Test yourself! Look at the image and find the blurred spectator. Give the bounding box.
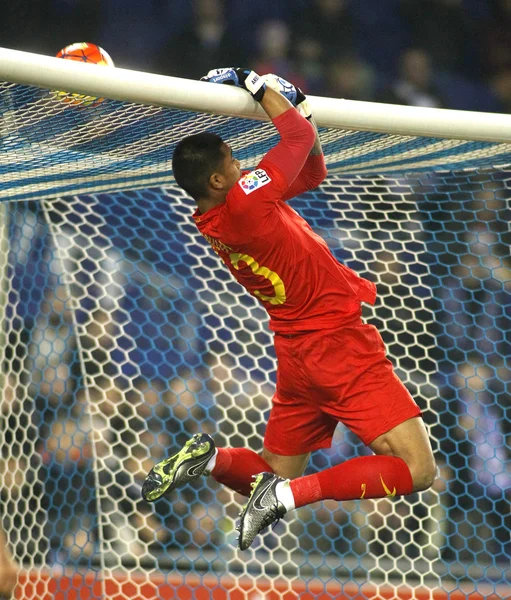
[291,0,356,92]
[27,285,77,421]
[294,0,355,57]
[71,378,174,561]
[481,0,511,78]
[489,69,511,112]
[400,0,480,79]
[204,352,272,451]
[1,455,47,562]
[434,71,500,112]
[97,0,175,71]
[37,413,97,564]
[184,503,225,549]
[325,56,375,101]
[378,48,447,107]
[251,20,306,91]
[351,0,408,79]
[292,36,325,95]
[228,0,303,60]
[439,356,511,562]
[429,184,510,361]
[453,357,510,498]
[0,1,102,56]
[155,0,240,79]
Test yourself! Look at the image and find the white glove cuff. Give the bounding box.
[261,74,280,92]
[297,98,312,120]
[244,71,266,98]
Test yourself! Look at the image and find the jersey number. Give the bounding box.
[229,252,286,305]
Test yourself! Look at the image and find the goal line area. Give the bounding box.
[17,569,507,600]
[0,47,509,600]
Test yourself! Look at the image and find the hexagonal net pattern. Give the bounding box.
[0,179,508,600]
[3,81,511,204]
[0,81,509,600]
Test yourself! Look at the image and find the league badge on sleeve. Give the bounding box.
[238,169,272,195]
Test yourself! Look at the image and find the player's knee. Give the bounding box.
[269,461,306,479]
[410,456,437,492]
[261,449,310,480]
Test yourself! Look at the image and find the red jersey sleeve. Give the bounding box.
[281,154,328,202]
[223,108,316,237]
[260,108,316,187]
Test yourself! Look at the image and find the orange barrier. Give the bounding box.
[16,570,502,600]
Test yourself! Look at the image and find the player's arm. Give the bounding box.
[280,114,327,201]
[201,68,316,190]
[257,83,295,118]
[258,87,318,189]
[261,74,327,201]
[307,115,324,157]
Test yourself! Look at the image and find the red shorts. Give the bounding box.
[264,322,422,455]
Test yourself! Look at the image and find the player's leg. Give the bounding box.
[206,402,316,496]
[282,415,435,519]
[207,446,275,496]
[261,447,310,480]
[142,437,313,503]
[369,416,436,492]
[142,432,216,502]
[144,331,339,507]
[238,419,434,551]
[238,324,436,549]
[142,432,277,501]
[237,332,342,549]
[143,330,335,503]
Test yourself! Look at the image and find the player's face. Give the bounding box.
[219,143,241,190]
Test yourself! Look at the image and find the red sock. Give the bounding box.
[211,448,273,497]
[290,455,414,509]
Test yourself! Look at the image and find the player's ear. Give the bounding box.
[209,171,225,190]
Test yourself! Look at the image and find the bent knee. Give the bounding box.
[261,449,310,480]
[271,463,307,480]
[410,458,437,492]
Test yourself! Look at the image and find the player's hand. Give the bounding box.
[200,68,266,102]
[261,73,312,119]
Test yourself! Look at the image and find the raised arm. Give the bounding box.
[260,74,327,199]
[257,83,295,118]
[258,86,317,187]
[280,114,327,201]
[200,68,316,188]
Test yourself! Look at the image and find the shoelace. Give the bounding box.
[268,502,282,531]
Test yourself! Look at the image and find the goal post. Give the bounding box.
[1,46,511,141]
[0,47,508,600]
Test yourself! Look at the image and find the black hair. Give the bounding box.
[172,132,225,200]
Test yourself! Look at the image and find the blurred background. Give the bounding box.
[3,0,511,113]
[0,0,509,596]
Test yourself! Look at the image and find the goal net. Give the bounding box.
[0,48,508,600]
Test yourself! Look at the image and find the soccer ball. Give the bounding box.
[54,42,114,106]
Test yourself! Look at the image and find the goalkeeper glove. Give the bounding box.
[201,67,267,102]
[261,73,312,120]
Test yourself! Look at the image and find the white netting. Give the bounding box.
[0,54,509,600]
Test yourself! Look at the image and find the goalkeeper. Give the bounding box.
[142,68,437,551]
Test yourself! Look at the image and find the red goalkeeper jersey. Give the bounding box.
[193,108,376,333]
